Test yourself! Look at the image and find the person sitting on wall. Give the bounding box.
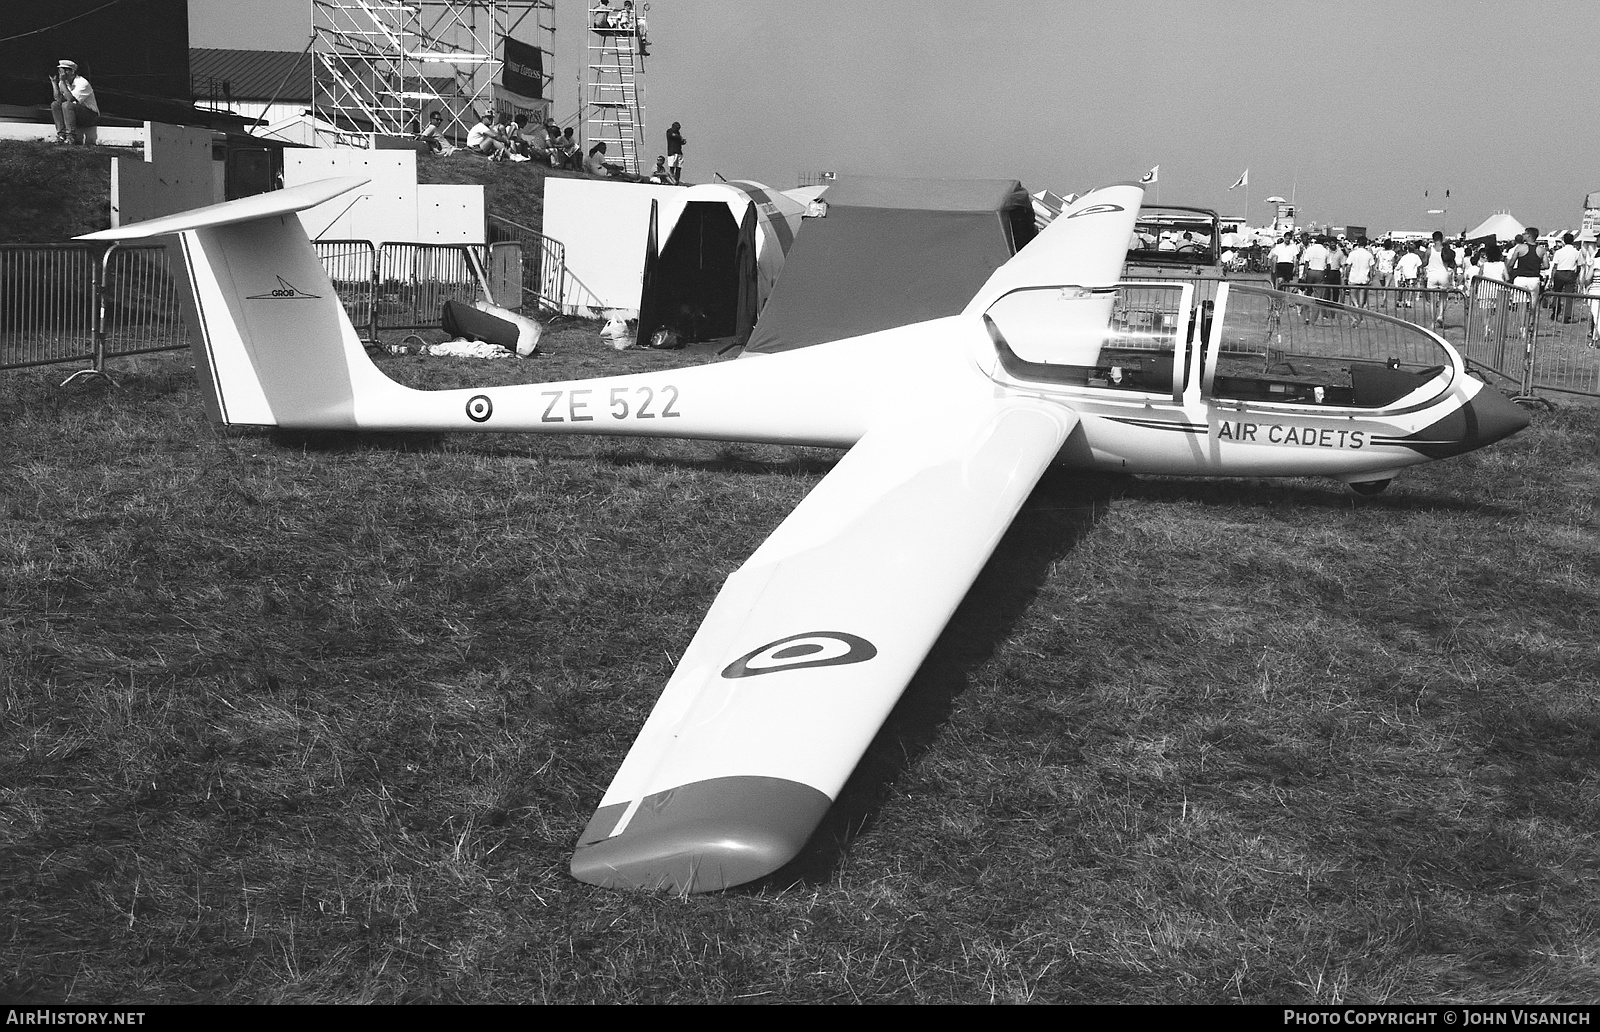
[585,142,613,176]
[467,112,506,159]
[648,155,671,184]
[49,59,99,146]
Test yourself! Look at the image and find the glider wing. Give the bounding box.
[571,394,1078,892]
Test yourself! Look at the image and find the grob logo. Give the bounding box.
[246,275,322,300]
[721,632,877,679]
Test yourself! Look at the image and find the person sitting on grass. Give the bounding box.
[585,142,616,177]
[420,111,455,156]
[507,114,543,162]
[466,112,506,160]
[556,127,580,170]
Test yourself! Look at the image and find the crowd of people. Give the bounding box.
[419,109,584,169]
[417,108,688,187]
[1253,228,1600,344]
[405,5,672,183]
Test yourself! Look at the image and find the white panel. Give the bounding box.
[110,158,155,228]
[416,184,485,244]
[286,151,418,243]
[542,178,684,314]
[110,122,219,226]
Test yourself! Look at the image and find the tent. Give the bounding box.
[542,178,807,317]
[742,174,1035,355]
[636,196,759,347]
[722,181,809,302]
[1031,189,1074,230]
[1464,212,1526,243]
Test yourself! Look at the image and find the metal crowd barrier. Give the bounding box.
[2,242,187,380]
[1522,288,1600,397]
[4,238,507,378]
[1265,276,1600,400]
[1458,277,1533,391]
[313,239,377,338]
[1279,281,1467,336]
[487,213,566,313]
[0,243,99,370]
[373,242,491,332]
[99,244,187,361]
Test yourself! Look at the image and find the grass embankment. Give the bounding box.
[2,342,1597,1003]
[0,141,122,242]
[0,138,586,243]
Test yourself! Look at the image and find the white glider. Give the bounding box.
[81,178,1528,893]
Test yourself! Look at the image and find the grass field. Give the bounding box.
[3,330,1598,1004]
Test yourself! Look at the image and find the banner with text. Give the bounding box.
[501,35,545,100]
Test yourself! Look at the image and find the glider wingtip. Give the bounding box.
[570,775,832,893]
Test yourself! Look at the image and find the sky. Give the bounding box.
[187,0,1600,235]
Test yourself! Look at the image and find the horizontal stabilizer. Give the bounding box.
[77,177,370,241]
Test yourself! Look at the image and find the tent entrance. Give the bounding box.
[638,201,757,346]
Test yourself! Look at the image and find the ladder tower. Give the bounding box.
[585,2,648,174]
[312,1,555,148]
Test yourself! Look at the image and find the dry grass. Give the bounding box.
[2,334,1597,1003]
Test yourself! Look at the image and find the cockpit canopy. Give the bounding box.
[982,281,1458,412]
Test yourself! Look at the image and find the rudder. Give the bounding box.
[80,178,388,428]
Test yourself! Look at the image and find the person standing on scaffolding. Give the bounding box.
[616,1,649,55]
[665,121,687,184]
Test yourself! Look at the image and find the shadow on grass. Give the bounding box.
[269,428,451,454]
[1114,472,1520,516]
[268,427,845,477]
[762,469,1126,892]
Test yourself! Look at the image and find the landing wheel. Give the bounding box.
[1349,479,1391,496]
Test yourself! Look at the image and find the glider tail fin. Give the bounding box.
[79,178,391,428]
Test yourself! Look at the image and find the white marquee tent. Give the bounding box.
[1465,212,1526,242]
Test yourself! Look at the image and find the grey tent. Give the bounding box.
[742,174,1035,355]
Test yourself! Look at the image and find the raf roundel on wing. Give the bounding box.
[721,632,878,679]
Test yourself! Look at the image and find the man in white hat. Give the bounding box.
[49,60,99,145]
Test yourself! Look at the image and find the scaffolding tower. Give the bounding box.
[312,1,555,148]
[585,2,648,174]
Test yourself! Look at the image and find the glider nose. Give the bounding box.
[1392,381,1530,459]
[1462,381,1530,450]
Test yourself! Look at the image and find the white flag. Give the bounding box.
[1140,165,1159,185]
[1230,169,1248,190]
